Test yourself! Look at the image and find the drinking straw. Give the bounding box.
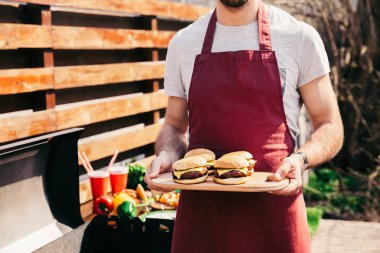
[82,152,94,172]
[78,152,91,173]
[107,149,119,172]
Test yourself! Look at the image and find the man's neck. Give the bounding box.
[216,0,259,26]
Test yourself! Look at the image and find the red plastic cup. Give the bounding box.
[109,166,129,194]
[88,170,110,200]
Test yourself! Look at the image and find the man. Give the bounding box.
[145,0,343,252]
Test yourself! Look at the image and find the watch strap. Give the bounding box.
[294,151,308,170]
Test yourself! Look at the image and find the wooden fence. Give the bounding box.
[0,0,208,218]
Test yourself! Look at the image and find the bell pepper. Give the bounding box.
[117,201,137,219]
[114,192,137,218]
[94,196,114,215]
[114,192,136,211]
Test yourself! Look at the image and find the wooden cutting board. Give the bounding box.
[151,172,289,192]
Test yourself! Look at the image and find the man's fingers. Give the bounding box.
[144,173,152,185]
[144,173,172,192]
[269,178,301,196]
[274,161,292,181]
[148,158,161,178]
[286,170,299,179]
[144,155,175,192]
[144,172,165,191]
[144,158,160,191]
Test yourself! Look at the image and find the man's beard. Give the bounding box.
[219,0,248,8]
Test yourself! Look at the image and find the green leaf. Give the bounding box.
[307,207,323,237]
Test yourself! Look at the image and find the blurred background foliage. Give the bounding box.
[267,0,380,221]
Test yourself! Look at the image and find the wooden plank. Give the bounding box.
[56,92,168,130]
[41,8,57,110]
[12,0,209,21]
[0,23,51,49]
[153,89,161,123]
[151,17,161,124]
[79,180,92,205]
[12,0,50,5]
[78,123,162,162]
[152,172,289,192]
[52,26,175,49]
[0,1,20,7]
[0,67,54,95]
[55,0,209,21]
[51,6,137,17]
[80,201,94,221]
[15,0,208,21]
[54,61,165,89]
[0,110,56,143]
[0,92,166,142]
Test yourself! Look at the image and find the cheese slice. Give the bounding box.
[216,167,248,176]
[206,161,215,166]
[173,167,206,179]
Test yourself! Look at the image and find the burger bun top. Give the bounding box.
[222,151,253,160]
[184,148,216,161]
[214,155,249,169]
[173,156,207,171]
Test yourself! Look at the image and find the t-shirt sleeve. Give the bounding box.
[298,23,330,87]
[163,35,187,99]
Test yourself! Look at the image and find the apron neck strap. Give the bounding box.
[258,1,272,51]
[201,1,272,53]
[201,10,217,54]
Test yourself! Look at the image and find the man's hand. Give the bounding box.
[144,96,189,192]
[269,154,304,196]
[144,151,174,192]
[269,75,343,195]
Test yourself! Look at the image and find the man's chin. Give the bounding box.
[219,0,248,8]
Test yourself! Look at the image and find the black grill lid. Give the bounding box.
[0,128,84,252]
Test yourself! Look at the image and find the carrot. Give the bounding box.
[136,184,148,202]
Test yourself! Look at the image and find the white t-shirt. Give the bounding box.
[164,5,330,143]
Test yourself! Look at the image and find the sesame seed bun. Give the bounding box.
[173,174,208,184]
[184,148,216,162]
[172,156,207,171]
[222,151,253,160]
[213,176,248,185]
[214,156,249,169]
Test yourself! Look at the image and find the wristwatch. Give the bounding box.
[293,151,308,170]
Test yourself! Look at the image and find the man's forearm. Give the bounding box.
[155,123,188,163]
[297,121,343,168]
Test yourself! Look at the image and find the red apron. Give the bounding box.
[171,2,311,253]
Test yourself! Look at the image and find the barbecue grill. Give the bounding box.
[0,129,174,253]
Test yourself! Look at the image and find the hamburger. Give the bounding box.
[222,151,256,176]
[213,156,249,185]
[172,156,208,184]
[184,148,216,175]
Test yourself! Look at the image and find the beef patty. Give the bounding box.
[173,168,208,180]
[215,170,247,179]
